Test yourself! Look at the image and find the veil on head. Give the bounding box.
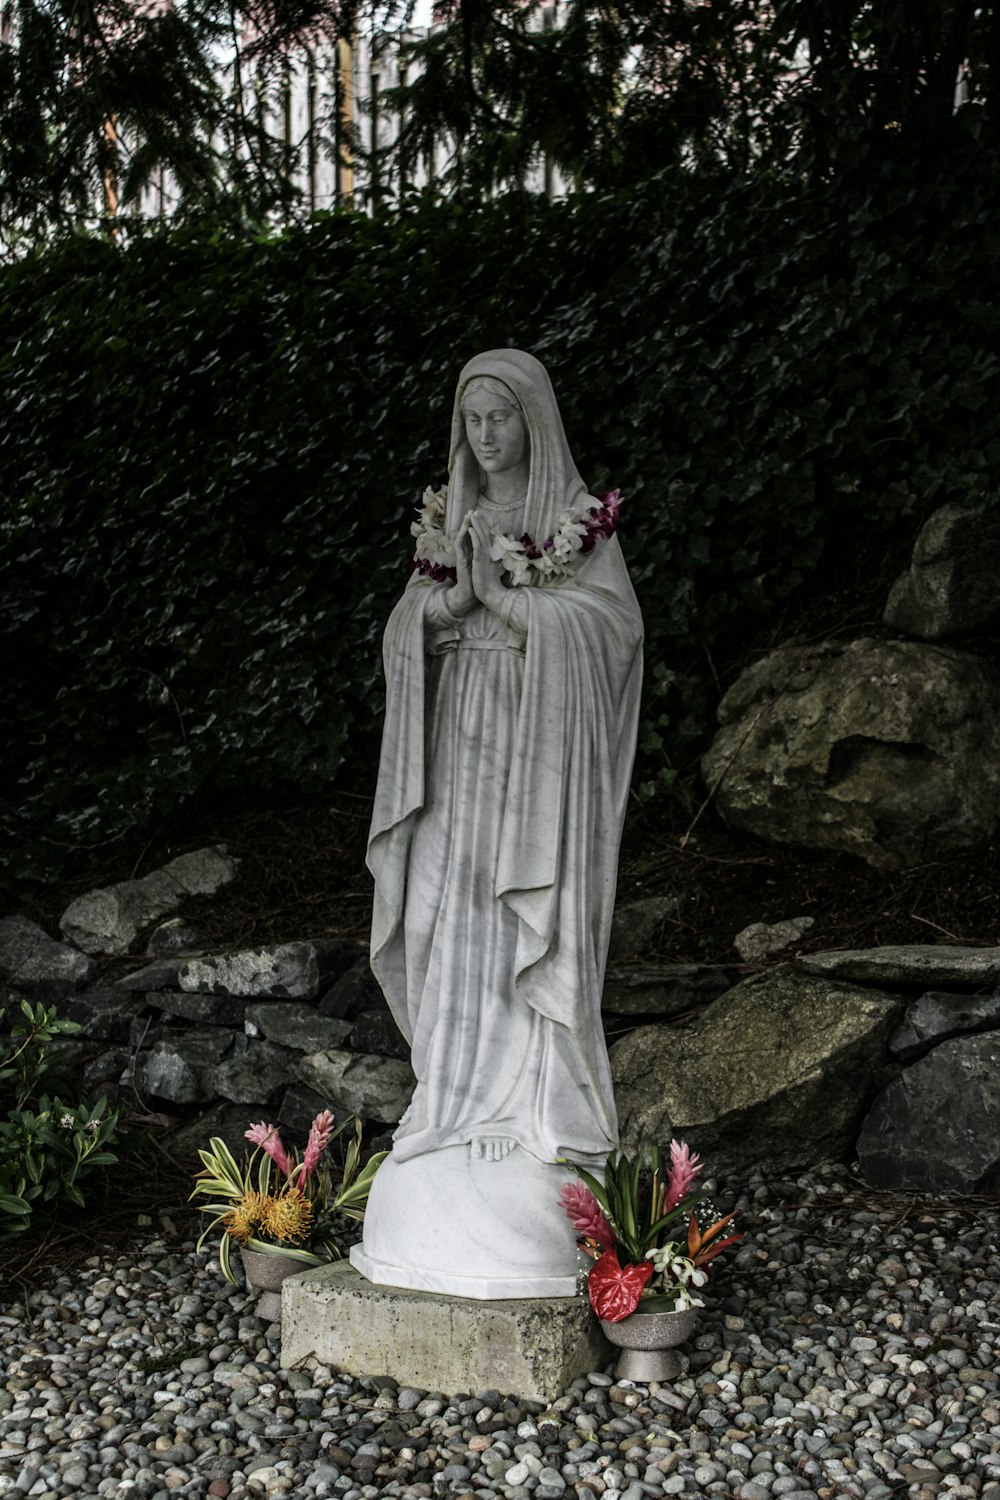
[445,349,591,538]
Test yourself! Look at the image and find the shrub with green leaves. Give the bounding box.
[3,136,1000,885]
[0,998,120,1240]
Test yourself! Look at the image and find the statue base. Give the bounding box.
[281,1261,610,1402]
[349,1143,586,1298]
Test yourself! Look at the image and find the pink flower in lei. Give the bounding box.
[543,489,623,559]
[558,1181,614,1254]
[245,1121,292,1179]
[302,1110,337,1178]
[582,489,622,549]
[663,1138,703,1212]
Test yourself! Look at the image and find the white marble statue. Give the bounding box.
[350,349,643,1298]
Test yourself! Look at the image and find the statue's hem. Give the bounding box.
[349,1243,580,1300]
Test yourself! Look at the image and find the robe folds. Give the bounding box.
[367,530,643,1167]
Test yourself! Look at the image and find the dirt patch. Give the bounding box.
[14,792,1000,972]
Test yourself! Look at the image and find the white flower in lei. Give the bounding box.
[410,486,456,581]
[410,486,623,587]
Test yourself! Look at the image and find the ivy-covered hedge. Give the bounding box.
[3,136,1000,884]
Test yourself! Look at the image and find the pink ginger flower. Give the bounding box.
[245,1121,292,1179]
[663,1139,703,1212]
[559,1181,614,1253]
[302,1110,337,1178]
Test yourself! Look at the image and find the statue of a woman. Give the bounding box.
[351,349,643,1298]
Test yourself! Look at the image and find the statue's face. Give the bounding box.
[462,388,528,476]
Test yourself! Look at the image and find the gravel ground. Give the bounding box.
[1,1162,998,1500]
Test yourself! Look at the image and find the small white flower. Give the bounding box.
[673,1285,705,1311]
[645,1244,708,1307]
[530,551,559,578]
[59,1113,75,1129]
[411,488,457,571]
[421,485,448,522]
[645,1241,683,1274]
[489,532,518,563]
[491,532,532,585]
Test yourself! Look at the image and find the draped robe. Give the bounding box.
[367,348,643,1172]
[369,529,642,1166]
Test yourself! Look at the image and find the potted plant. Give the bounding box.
[559,1139,742,1381]
[191,1110,386,1320]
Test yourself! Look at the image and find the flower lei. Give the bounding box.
[410,484,623,587]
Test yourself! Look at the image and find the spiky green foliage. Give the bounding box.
[191,1116,386,1280]
[0,998,120,1241]
[571,1147,700,1265]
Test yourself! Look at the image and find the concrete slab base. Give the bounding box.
[281,1261,611,1402]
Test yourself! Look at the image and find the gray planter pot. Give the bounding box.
[239,1246,309,1322]
[599,1304,698,1382]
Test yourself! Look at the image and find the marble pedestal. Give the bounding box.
[281,1261,610,1402]
[349,1144,585,1297]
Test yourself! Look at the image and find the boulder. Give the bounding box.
[179,941,349,1001]
[277,1084,340,1134]
[133,1031,233,1105]
[610,968,903,1175]
[243,1002,352,1052]
[45,1038,92,1077]
[883,501,1000,641]
[0,914,96,997]
[889,990,1000,1062]
[63,987,144,1042]
[857,1033,1000,1192]
[171,1103,274,1166]
[81,1047,130,1096]
[601,965,733,1018]
[146,990,246,1028]
[129,1014,168,1051]
[318,959,382,1018]
[701,637,1000,870]
[345,1009,411,1060]
[145,918,205,958]
[59,846,238,956]
[734,917,815,963]
[116,958,187,992]
[298,1049,415,1125]
[607,897,679,963]
[214,1042,297,1104]
[797,945,1000,988]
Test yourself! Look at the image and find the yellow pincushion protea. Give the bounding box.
[262,1188,314,1246]
[222,1190,270,1244]
[192,1121,387,1282]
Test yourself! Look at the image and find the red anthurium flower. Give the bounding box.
[588,1250,654,1322]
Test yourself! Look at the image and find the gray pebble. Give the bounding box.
[0,1166,994,1500]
